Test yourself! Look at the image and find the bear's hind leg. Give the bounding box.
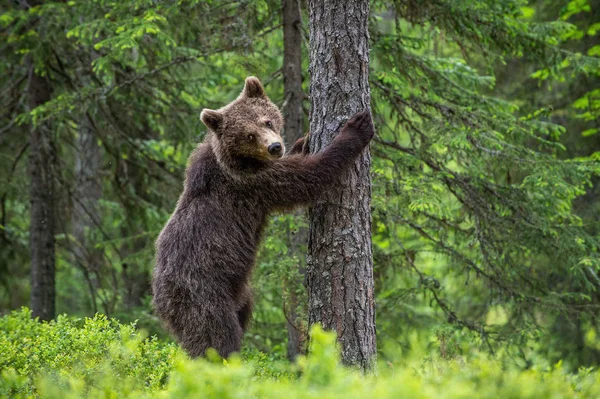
[237,297,253,332]
[236,284,253,332]
[155,286,243,359]
[179,304,243,359]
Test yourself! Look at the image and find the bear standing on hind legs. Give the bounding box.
[152,76,374,358]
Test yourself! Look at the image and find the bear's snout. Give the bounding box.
[268,142,283,157]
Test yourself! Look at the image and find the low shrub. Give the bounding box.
[1,308,599,398]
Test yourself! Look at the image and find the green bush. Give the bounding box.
[0,308,178,398]
[1,308,599,398]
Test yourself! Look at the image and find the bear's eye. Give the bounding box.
[265,120,273,129]
[247,134,255,141]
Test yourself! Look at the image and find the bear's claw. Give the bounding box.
[341,110,375,144]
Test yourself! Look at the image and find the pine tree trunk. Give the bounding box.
[282,0,304,145]
[306,0,376,371]
[28,69,55,321]
[282,0,307,361]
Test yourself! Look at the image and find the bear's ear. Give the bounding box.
[200,109,223,132]
[241,76,265,99]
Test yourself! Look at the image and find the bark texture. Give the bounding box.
[28,69,56,321]
[282,0,304,145]
[306,0,376,370]
[282,0,307,361]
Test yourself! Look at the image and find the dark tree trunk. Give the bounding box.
[282,0,304,145]
[282,0,308,362]
[28,68,56,321]
[283,227,308,361]
[306,0,376,370]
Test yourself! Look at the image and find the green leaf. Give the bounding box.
[573,96,589,109]
[520,7,535,19]
[587,22,600,35]
[587,45,600,56]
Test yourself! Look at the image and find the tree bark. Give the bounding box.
[306,0,376,371]
[28,68,56,321]
[282,0,308,362]
[282,0,304,145]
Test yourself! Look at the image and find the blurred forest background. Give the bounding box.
[1,0,600,378]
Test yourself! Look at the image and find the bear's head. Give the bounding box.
[201,77,285,168]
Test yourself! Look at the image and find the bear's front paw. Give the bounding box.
[288,134,310,156]
[341,110,375,145]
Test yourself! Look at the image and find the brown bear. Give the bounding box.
[152,76,374,358]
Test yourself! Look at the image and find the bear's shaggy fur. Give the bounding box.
[152,77,374,358]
